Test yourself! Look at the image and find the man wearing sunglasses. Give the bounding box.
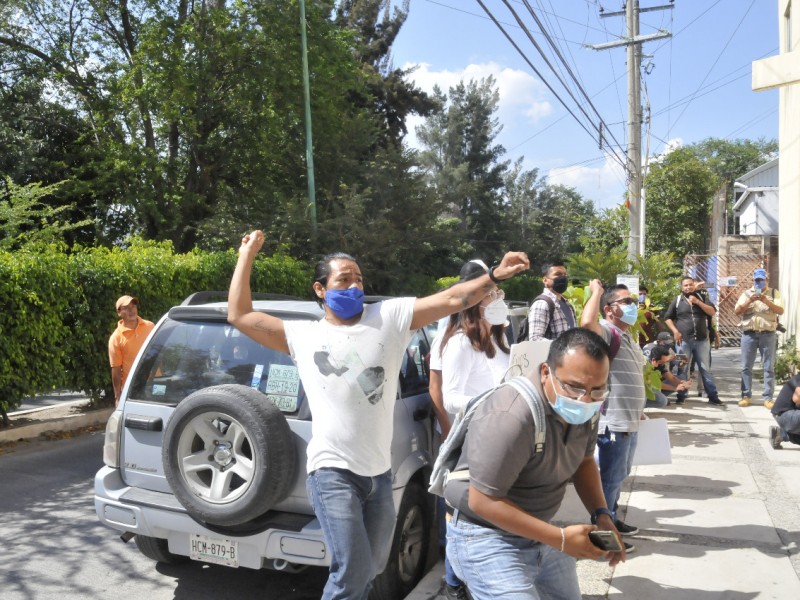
[581,280,646,549]
[444,328,624,600]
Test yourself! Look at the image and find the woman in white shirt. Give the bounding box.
[439,260,511,419]
[435,259,511,599]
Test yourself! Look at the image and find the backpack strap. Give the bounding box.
[608,325,621,361]
[520,294,557,342]
[505,376,547,453]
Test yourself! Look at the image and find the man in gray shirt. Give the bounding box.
[444,329,624,600]
[581,280,646,546]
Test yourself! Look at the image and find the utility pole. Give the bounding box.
[591,2,672,259]
[299,0,317,235]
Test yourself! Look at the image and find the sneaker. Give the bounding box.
[707,397,723,406]
[614,520,639,536]
[738,397,751,407]
[624,541,635,554]
[764,399,775,410]
[770,425,783,450]
[444,584,470,600]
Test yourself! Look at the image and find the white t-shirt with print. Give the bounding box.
[283,297,415,476]
[439,331,509,416]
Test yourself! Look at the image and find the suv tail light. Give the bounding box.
[103,411,122,468]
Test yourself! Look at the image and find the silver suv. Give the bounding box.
[95,293,437,599]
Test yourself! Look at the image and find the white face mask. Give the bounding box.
[482,299,509,326]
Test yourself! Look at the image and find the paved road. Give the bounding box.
[15,390,89,413]
[0,433,328,600]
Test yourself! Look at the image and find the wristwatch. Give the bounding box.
[592,507,613,523]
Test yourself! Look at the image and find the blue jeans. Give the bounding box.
[307,468,395,600]
[741,331,778,399]
[437,497,464,587]
[776,411,800,444]
[447,515,581,600]
[646,390,670,409]
[597,429,638,520]
[676,338,718,400]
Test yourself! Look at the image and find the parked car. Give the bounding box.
[95,293,438,599]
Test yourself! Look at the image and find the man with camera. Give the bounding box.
[735,268,784,409]
[663,276,722,406]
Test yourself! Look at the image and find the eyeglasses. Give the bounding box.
[609,297,636,306]
[486,289,505,302]
[551,371,610,401]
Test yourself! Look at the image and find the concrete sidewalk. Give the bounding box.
[409,347,800,599]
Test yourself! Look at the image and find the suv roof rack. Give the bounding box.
[181,291,304,306]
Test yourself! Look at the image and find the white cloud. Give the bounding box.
[548,156,627,210]
[402,61,552,151]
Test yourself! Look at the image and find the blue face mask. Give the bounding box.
[324,287,364,320]
[619,302,639,325]
[639,294,647,304]
[549,377,604,425]
[754,280,766,290]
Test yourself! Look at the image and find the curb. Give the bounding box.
[0,407,114,444]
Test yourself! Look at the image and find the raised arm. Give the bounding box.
[410,251,529,330]
[227,230,290,354]
[580,279,604,336]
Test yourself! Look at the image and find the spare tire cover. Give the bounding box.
[162,384,297,526]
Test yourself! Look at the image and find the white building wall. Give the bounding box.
[753,0,800,341]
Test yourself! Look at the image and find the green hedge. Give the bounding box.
[0,240,311,420]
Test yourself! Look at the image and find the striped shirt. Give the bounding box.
[598,320,646,433]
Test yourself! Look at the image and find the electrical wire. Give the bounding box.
[475,0,628,172]
[493,0,629,171]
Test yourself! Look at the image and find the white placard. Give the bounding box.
[509,340,551,380]
[616,274,640,294]
[723,276,737,287]
[632,418,672,466]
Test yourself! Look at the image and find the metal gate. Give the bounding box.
[684,254,770,347]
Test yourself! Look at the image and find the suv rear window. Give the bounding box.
[128,318,308,416]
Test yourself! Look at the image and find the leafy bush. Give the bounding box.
[775,336,800,384]
[0,242,311,420]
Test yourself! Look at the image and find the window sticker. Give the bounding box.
[152,384,166,396]
[251,364,264,389]
[265,364,300,412]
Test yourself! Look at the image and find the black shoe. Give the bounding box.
[444,584,471,600]
[624,541,635,553]
[707,397,723,406]
[675,398,685,405]
[614,520,639,536]
[770,425,783,450]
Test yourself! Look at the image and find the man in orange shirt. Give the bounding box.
[108,295,155,405]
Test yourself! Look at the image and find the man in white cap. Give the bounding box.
[735,268,784,408]
[108,295,155,405]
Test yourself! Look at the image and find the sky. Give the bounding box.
[389,0,779,210]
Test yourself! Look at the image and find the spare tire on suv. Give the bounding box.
[162,384,297,526]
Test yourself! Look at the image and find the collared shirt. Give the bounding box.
[108,316,155,386]
[597,321,646,433]
[735,287,783,332]
[527,288,576,341]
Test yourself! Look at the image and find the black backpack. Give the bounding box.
[516,294,556,343]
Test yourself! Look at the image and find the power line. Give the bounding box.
[474,0,628,172]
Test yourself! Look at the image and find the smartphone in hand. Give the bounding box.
[589,530,624,552]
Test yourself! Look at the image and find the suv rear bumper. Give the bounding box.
[94,466,330,569]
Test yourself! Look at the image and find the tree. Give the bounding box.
[644,147,719,256]
[416,77,509,262]
[578,204,628,254]
[688,137,777,233]
[0,178,91,250]
[504,159,595,265]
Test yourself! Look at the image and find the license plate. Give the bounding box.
[189,534,239,567]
